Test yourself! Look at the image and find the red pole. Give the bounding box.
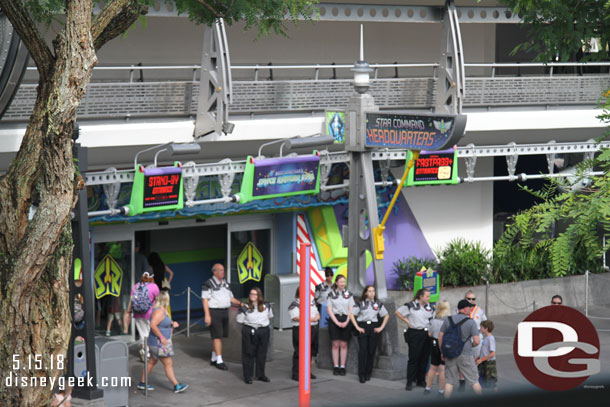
[298,243,311,407]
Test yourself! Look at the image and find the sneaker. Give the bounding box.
[136,382,155,391]
[423,389,431,395]
[105,331,111,337]
[173,383,188,393]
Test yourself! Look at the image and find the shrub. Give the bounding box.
[491,241,552,283]
[436,239,491,287]
[393,256,437,291]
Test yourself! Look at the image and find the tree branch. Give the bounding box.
[0,0,54,79]
[91,0,129,40]
[92,0,149,50]
[196,0,222,18]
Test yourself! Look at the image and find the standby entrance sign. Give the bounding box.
[365,112,466,151]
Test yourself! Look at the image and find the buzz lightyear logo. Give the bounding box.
[94,255,123,299]
[237,242,263,284]
[326,111,345,144]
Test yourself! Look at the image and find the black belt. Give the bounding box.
[359,320,378,325]
[409,327,428,331]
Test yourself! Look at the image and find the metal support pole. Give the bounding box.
[70,144,103,400]
[344,89,387,299]
[187,286,191,338]
[533,300,536,312]
[585,270,589,317]
[298,243,311,407]
[485,280,489,317]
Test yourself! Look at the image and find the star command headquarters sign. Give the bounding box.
[94,255,123,299]
[365,112,466,151]
[237,242,263,284]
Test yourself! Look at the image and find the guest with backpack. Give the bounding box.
[438,299,482,398]
[126,271,159,362]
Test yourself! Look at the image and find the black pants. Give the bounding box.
[406,328,431,385]
[291,324,319,377]
[241,325,270,380]
[357,322,380,378]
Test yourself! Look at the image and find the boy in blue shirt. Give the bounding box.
[475,320,497,391]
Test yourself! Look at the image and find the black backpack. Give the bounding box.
[441,316,471,359]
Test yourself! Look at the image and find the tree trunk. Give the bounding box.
[0,2,97,405]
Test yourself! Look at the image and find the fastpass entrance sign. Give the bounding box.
[365,112,466,151]
[406,148,458,186]
[128,163,184,215]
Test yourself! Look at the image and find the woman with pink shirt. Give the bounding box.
[126,271,160,361]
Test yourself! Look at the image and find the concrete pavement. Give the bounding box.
[123,307,610,407]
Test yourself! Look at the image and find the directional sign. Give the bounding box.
[365,112,466,150]
[128,163,184,216]
[94,255,123,299]
[405,148,459,186]
[237,242,263,284]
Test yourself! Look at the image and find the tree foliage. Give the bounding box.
[495,92,610,277]
[500,0,610,61]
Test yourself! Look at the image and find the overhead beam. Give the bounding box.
[118,1,521,23]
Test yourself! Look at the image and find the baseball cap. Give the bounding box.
[457,299,473,310]
[142,271,153,279]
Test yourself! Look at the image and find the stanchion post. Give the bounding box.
[585,270,589,317]
[144,336,149,396]
[299,243,311,407]
[187,286,191,338]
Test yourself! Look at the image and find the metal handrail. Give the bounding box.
[20,62,610,84]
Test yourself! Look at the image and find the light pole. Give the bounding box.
[344,26,388,299]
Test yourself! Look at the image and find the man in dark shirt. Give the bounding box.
[438,299,482,398]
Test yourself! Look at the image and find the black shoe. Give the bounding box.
[292,375,298,381]
[405,382,413,391]
[365,375,371,381]
[310,373,316,380]
[244,378,252,384]
[417,381,426,388]
[340,367,346,376]
[359,376,366,383]
[210,360,217,366]
[333,367,339,376]
[257,376,270,382]
[423,389,431,395]
[215,362,228,371]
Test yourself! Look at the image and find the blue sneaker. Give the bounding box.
[136,382,155,391]
[173,383,188,393]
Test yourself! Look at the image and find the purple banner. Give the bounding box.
[253,156,320,197]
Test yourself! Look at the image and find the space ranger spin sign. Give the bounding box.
[365,112,466,151]
[239,154,321,204]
